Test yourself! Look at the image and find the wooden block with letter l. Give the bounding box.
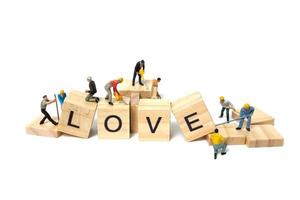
[97,99,130,139]
[138,99,171,141]
[26,117,62,138]
[206,124,247,145]
[119,79,153,99]
[57,90,98,138]
[232,108,275,125]
[171,92,215,142]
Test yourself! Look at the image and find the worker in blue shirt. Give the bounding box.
[236,103,255,132]
[57,89,67,107]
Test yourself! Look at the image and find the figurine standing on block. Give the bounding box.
[219,96,235,122]
[152,77,161,99]
[236,103,255,132]
[210,128,227,159]
[132,60,145,86]
[85,76,99,103]
[105,78,123,106]
[40,95,58,126]
[57,89,67,107]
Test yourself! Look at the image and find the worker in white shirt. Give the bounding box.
[219,96,235,122]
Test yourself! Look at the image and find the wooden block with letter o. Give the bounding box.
[97,99,130,139]
[57,90,98,138]
[171,92,215,142]
[138,99,171,141]
[26,116,62,138]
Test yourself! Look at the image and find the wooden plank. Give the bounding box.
[232,107,275,125]
[138,99,171,141]
[97,99,130,139]
[119,79,153,99]
[259,125,284,147]
[246,126,270,148]
[26,117,61,138]
[172,92,215,142]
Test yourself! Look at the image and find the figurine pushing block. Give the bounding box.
[97,99,130,139]
[172,92,215,142]
[138,99,171,141]
[57,90,98,138]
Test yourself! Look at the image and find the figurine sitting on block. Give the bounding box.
[85,76,99,103]
[132,60,145,86]
[105,78,123,106]
[40,95,58,126]
[152,77,161,99]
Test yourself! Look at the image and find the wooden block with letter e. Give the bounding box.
[26,116,62,138]
[171,92,215,142]
[97,99,130,139]
[119,79,153,99]
[57,90,98,138]
[138,99,171,141]
[232,108,275,125]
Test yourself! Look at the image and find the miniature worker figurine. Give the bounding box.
[57,89,67,107]
[85,76,99,103]
[219,96,235,122]
[210,128,227,160]
[152,77,161,99]
[236,103,255,132]
[40,95,58,126]
[105,78,123,106]
[132,60,145,86]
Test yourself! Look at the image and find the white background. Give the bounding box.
[0,0,299,199]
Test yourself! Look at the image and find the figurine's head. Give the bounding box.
[141,60,145,64]
[118,77,124,83]
[43,95,48,100]
[214,128,219,134]
[243,103,250,110]
[60,89,65,95]
[157,77,161,82]
[87,76,92,82]
[219,96,225,102]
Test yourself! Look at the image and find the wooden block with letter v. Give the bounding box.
[138,99,171,141]
[171,92,215,142]
[26,116,62,138]
[232,107,275,125]
[57,90,98,138]
[97,99,130,139]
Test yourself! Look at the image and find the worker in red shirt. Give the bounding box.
[105,78,124,105]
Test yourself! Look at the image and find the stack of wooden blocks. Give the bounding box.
[26,80,284,148]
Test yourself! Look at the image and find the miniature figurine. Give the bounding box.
[105,78,124,106]
[152,77,161,99]
[236,103,255,132]
[132,60,145,86]
[85,76,99,103]
[57,89,67,107]
[210,128,227,159]
[40,95,58,126]
[219,96,235,122]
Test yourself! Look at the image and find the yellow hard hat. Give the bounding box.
[243,103,250,109]
[118,77,124,83]
[60,89,65,94]
[219,96,225,101]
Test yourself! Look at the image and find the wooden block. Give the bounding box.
[246,126,270,148]
[138,99,171,141]
[119,79,153,99]
[26,117,61,138]
[257,125,284,147]
[130,104,139,133]
[232,108,275,125]
[206,124,246,145]
[171,92,215,142]
[151,86,158,99]
[97,99,130,139]
[57,90,98,138]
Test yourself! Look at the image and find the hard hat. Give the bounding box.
[243,103,250,109]
[87,76,92,81]
[219,96,225,101]
[118,77,124,83]
[60,89,65,94]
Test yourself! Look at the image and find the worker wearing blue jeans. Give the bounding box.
[236,104,255,132]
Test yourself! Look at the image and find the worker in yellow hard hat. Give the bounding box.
[236,103,255,132]
[219,96,235,122]
[57,89,67,107]
[210,128,227,159]
[105,77,124,106]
